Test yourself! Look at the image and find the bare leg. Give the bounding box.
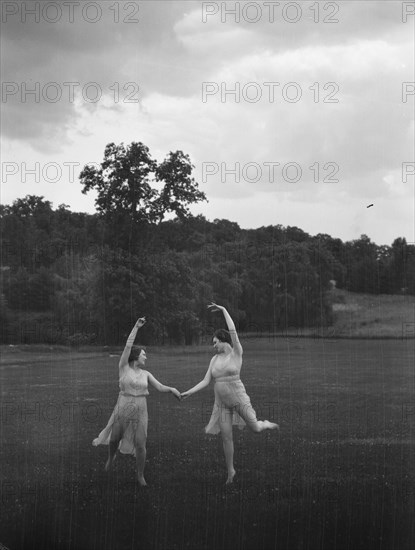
[134,424,147,486]
[236,403,279,433]
[105,422,123,471]
[219,407,236,484]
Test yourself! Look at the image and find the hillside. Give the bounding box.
[326,289,415,338]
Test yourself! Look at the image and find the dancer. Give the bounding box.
[181,303,279,484]
[92,317,181,485]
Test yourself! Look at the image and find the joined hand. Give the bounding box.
[171,388,182,401]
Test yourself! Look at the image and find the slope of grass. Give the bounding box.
[328,289,415,338]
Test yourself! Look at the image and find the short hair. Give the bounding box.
[128,345,145,363]
[213,329,232,346]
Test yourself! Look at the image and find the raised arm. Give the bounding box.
[208,303,243,356]
[181,359,213,399]
[118,317,146,369]
[147,373,181,400]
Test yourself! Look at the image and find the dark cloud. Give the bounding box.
[1,1,413,244]
[0,0,191,146]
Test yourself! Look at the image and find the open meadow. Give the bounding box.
[0,338,414,550]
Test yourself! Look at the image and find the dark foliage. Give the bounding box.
[1,175,413,345]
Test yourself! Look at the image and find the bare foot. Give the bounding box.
[137,475,147,486]
[226,470,236,485]
[262,420,279,431]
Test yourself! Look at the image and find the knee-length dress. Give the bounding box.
[92,367,149,456]
[205,373,259,435]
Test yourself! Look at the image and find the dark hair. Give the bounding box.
[213,329,232,346]
[128,345,145,364]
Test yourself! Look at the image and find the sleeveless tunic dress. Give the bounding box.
[205,362,259,435]
[92,367,149,456]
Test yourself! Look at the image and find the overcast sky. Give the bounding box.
[1,0,414,245]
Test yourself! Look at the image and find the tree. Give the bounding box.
[2,195,52,218]
[391,237,409,293]
[345,235,380,293]
[0,291,11,343]
[154,151,207,222]
[80,142,207,224]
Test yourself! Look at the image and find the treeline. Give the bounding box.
[1,141,414,345]
[1,197,414,346]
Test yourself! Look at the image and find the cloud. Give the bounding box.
[176,1,411,54]
[138,38,412,205]
[1,0,413,246]
[0,0,191,149]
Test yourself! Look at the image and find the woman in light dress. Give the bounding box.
[181,303,279,484]
[92,317,181,485]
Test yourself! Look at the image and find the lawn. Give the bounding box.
[0,338,414,550]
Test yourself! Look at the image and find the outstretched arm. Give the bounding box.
[119,317,146,369]
[147,373,181,400]
[181,360,213,399]
[208,303,243,356]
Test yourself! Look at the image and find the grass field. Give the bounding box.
[0,338,414,550]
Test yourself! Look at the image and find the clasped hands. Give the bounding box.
[171,389,191,401]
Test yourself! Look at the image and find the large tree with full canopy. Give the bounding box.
[79,142,207,224]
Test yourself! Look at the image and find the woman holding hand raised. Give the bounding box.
[181,304,278,484]
[93,317,181,485]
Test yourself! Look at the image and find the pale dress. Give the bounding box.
[92,367,149,456]
[205,361,259,435]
